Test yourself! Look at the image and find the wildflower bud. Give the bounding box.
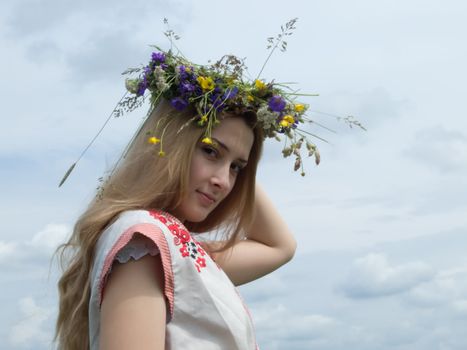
[308,150,314,157]
[301,171,305,177]
[148,136,161,145]
[282,147,293,157]
[293,148,300,156]
[125,78,140,94]
[314,150,321,165]
[294,158,301,171]
[306,142,316,151]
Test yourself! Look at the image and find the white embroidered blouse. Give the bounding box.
[88,209,258,350]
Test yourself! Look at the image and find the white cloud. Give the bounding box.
[404,126,467,173]
[29,223,70,251]
[9,297,54,348]
[0,223,70,268]
[0,240,17,264]
[452,300,467,315]
[4,0,182,39]
[340,253,435,298]
[251,303,337,349]
[405,266,467,310]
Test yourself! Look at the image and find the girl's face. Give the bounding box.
[173,117,254,223]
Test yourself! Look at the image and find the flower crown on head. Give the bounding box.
[59,18,365,187]
[116,18,320,174]
[122,48,316,163]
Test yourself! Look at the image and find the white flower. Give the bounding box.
[156,80,169,91]
[125,78,140,94]
[257,105,279,130]
[153,66,165,79]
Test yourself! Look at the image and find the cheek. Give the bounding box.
[188,152,209,185]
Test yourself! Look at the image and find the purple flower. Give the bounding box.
[223,86,238,100]
[143,65,152,78]
[292,117,299,129]
[212,95,225,111]
[178,65,187,75]
[171,97,189,110]
[180,81,195,95]
[137,81,148,96]
[268,95,286,112]
[151,52,166,65]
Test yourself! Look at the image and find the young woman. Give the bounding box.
[55,95,297,349]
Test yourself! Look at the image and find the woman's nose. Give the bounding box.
[210,164,231,191]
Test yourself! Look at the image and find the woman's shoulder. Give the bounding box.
[89,209,178,323]
[108,209,180,230]
[91,209,179,289]
[99,209,185,245]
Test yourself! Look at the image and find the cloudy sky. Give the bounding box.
[1,0,466,349]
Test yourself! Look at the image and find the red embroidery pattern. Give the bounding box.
[149,210,207,272]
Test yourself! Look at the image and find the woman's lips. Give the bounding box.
[197,190,215,205]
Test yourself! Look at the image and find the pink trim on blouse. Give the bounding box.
[98,223,175,317]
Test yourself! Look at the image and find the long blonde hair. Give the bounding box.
[55,101,264,349]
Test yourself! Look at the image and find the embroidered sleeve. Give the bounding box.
[149,210,208,272]
[114,234,160,264]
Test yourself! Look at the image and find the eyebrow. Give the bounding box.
[212,137,248,164]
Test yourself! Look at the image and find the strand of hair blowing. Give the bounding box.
[55,102,263,349]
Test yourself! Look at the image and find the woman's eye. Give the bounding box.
[230,163,243,174]
[202,146,218,158]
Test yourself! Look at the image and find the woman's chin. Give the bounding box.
[186,210,210,223]
[174,207,212,224]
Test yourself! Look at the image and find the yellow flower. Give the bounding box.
[247,95,254,102]
[198,114,208,126]
[279,115,295,128]
[158,150,165,157]
[283,115,295,124]
[255,79,266,90]
[279,120,288,128]
[148,136,161,144]
[197,76,215,91]
[202,137,213,145]
[294,104,305,112]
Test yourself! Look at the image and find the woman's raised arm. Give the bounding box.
[214,184,297,286]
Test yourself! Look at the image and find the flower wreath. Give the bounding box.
[59,18,364,187]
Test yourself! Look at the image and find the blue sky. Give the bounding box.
[1,0,467,349]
